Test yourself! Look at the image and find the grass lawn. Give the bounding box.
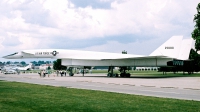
[0,81,200,112]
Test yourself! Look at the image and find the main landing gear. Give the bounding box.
[68,67,74,76]
[119,67,131,77]
[107,66,119,77]
[68,67,86,76]
[107,66,131,77]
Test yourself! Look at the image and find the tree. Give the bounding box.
[46,61,51,64]
[192,3,200,51]
[14,62,19,64]
[53,59,67,70]
[31,61,37,65]
[6,61,11,64]
[189,49,200,71]
[20,61,26,65]
[47,66,51,70]
[38,61,45,64]
[190,3,200,71]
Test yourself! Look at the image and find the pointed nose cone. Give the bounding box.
[2,52,20,59]
[2,55,8,59]
[2,56,11,59]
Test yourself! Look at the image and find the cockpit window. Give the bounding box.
[6,52,18,57]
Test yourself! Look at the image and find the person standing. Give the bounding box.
[64,71,66,76]
[16,69,20,75]
[38,72,41,77]
[60,70,62,77]
[48,69,51,77]
[56,70,59,76]
[41,70,44,77]
[39,70,42,77]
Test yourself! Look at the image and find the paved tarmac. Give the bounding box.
[0,73,200,101]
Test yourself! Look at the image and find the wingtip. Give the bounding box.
[2,56,7,59]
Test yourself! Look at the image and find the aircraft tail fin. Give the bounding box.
[177,38,194,60]
[24,63,32,70]
[150,36,193,60]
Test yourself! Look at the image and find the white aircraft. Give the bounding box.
[3,69,17,74]
[2,63,32,74]
[2,64,18,71]
[12,63,33,71]
[3,36,193,77]
[1,63,24,71]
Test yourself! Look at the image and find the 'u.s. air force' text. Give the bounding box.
[35,52,53,55]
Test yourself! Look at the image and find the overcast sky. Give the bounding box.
[0,0,199,62]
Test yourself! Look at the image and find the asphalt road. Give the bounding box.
[0,73,200,101]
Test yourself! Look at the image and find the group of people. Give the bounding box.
[56,70,67,77]
[38,70,68,77]
[38,70,50,77]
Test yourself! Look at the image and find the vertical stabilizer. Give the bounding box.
[150,36,183,58]
[23,63,32,70]
[177,38,194,60]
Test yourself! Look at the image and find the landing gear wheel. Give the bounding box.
[116,73,119,77]
[125,73,131,77]
[113,73,119,77]
[120,73,125,77]
[69,73,74,76]
[107,73,112,77]
[120,73,130,77]
[113,73,116,77]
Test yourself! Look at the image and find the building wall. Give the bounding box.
[39,64,53,70]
